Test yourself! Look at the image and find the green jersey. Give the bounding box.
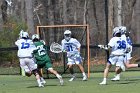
[33,41,52,69]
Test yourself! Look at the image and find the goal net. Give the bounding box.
[36,24,90,78]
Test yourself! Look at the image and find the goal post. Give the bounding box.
[36,24,90,78]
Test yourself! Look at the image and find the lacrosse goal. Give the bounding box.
[36,24,90,78]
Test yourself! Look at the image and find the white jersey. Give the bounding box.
[121,34,132,61]
[61,38,82,64]
[61,38,81,54]
[108,36,127,56]
[15,39,36,58]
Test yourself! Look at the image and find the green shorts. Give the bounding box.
[36,55,52,70]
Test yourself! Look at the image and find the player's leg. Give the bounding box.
[19,58,32,77]
[27,58,44,87]
[67,57,77,81]
[37,65,46,84]
[77,64,87,81]
[99,63,112,85]
[111,66,121,81]
[68,64,76,81]
[46,62,63,85]
[111,56,125,81]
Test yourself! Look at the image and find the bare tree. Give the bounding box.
[1,0,8,24]
[25,0,34,35]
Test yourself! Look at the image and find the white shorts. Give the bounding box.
[67,55,82,65]
[19,58,37,73]
[108,55,125,71]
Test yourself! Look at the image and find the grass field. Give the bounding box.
[0,71,140,93]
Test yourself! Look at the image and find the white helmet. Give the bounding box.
[64,30,71,41]
[119,26,127,34]
[113,27,121,37]
[20,31,29,38]
[32,34,40,40]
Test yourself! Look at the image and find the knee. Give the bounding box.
[25,72,32,77]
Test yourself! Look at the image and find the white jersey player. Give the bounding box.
[111,26,140,81]
[15,30,44,87]
[99,27,127,85]
[61,30,87,81]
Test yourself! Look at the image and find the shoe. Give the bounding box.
[59,76,64,85]
[38,84,44,87]
[99,81,106,85]
[111,76,120,81]
[69,76,76,81]
[41,80,46,84]
[82,76,87,81]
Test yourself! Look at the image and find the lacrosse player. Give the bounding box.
[99,27,128,85]
[111,26,140,81]
[61,30,87,81]
[32,34,64,85]
[15,30,44,87]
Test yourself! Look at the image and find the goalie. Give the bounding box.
[61,30,87,81]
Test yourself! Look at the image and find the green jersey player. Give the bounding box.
[32,34,63,85]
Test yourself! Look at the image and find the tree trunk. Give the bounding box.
[25,0,34,35]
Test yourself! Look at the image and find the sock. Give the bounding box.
[138,64,140,67]
[37,79,41,85]
[40,77,45,81]
[103,78,107,82]
[82,72,86,77]
[56,74,61,79]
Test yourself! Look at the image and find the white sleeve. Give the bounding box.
[74,39,81,48]
[15,40,19,46]
[108,38,115,47]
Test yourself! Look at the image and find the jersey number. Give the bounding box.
[66,45,73,51]
[37,45,46,56]
[117,40,126,49]
[21,42,30,49]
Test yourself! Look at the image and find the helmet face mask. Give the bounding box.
[20,32,29,39]
[32,34,40,42]
[64,34,71,41]
[64,30,71,41]
[119,26,127,34]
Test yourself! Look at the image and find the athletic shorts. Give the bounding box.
[36,56,52,70]
[67,55,82,65]
[108,55,125,71]
[19,58,37,72]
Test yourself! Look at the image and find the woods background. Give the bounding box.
[0,0,140,74]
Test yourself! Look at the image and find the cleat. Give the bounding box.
[41,80,46,84]
[59,76,64,85]
[38,84,44,87]
[69,76,76,82]
[111,77,120,81]
[82,76,87,81]
[99,81,106,85]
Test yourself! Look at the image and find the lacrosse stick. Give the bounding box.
[50,42,62,53]
[98,44,108,50]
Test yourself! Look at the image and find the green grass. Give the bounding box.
[0,71,140,93]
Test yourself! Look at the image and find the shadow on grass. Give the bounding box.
[27,85,65,88]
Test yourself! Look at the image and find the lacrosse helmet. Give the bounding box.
[20,31,29,39]
[64,30,71,41]
[113,27,121,37]
[32,34,40,41]
[118,26,127,34]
